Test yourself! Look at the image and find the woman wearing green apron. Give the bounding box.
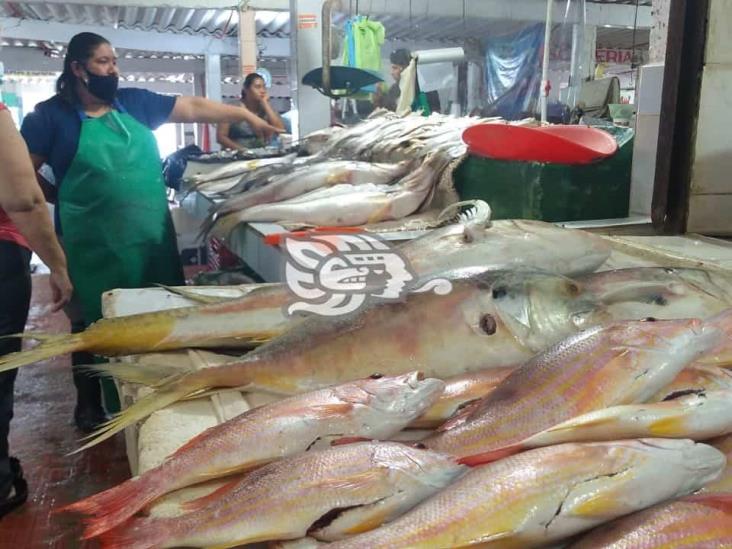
[21,32,280,432]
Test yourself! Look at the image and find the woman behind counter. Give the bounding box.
[217,73,286,150]
[20,32,280,433]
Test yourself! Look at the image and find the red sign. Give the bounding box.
[596,48,635,64]
[298,13,318,30]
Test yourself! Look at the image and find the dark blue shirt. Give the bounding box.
[21,87,176,187]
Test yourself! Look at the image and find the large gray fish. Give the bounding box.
[0,204,610,374]
[205,160,411,236]
[184,154,298,196]
[209,153,450,238]
[77,270,732,450]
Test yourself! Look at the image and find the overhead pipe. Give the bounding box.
[321,0,336,95]
[540,0,553,124]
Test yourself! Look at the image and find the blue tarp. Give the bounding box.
[484,23,544,120]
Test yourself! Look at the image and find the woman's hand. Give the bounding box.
[249,115,282,141]
[49,268,73,312]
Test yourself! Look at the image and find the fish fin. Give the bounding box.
[543,415,618,434]
[180,477,242,513]
[565,469,636,519]
[437,399,482,432]
[366,203,392,225]
[568,494,629,518]
[457,445,523,467]
[70,371,208,454]
[0,332,58,341]
[81,362,185,388]
[684,493,732,513]
[154,284,236,305]
[338,506,392,536]
[320,470,388,493]
[59,474,168,539]
[205,541,268,549]
[210,212,244,242]
[311,503,392,539]
[0,333,85,373]
[452,530,515,547]
[305,403,355,420]
[647,415,687,437]
[330,436,372,447]
[96,517,166,548]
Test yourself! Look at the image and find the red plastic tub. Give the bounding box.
[462,124,618,166]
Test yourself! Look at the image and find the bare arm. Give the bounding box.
[260,95,286,132]
[0,111,72,310]
[216,122,245,151]
[170,96,281,141]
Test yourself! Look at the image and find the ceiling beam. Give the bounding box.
[0,16,238,55]
[0,45,204,73]
[341,0,651,27]
[0,46,291,76]
[0,16,290,56]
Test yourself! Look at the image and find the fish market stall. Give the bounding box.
[9,192,731,546]
[180,111,535,281]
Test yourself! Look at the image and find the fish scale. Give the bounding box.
[0,206,613,375]
[60,373,445,539]
[327,440,725,549]
[568,497,732,548]
[96,442,466,548]
[425,319,721,459]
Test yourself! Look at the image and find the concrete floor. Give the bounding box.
[1,274,130,548]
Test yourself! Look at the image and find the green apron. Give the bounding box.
[59,109,184,412]
[59,108,184,326]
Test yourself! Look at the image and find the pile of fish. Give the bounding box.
[6,203,732,547]
[188,111,530,239]
[0,202,612,372]
[60,307,732,547]
[203,153,450,240]
[303,109,530,163]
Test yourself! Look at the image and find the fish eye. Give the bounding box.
[479,314,497,335]
[652,295,668,306]
[492,287,507,299]
[568,283,580,295]
[414,443,427,449]
[369,373,384,379]
[462,231,474,243]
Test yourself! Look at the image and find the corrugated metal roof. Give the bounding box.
[0,4,291,37]
[2,1,650,40]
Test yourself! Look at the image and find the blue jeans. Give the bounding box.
[0,241,31,498]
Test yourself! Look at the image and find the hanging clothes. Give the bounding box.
[341,16,385,72]
[340,16,385,97]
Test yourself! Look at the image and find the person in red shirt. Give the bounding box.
[0,103,72,517]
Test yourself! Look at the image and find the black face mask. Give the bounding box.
[83,69,119,103]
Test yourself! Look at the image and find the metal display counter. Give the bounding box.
[180,190,431,282]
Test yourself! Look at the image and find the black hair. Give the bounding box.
[390,49,412,68]
[241,72,265,97]
[57,32,110,104]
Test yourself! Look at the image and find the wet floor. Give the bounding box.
[1,275,130,548]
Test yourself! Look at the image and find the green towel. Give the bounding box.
[343,18,385,72]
